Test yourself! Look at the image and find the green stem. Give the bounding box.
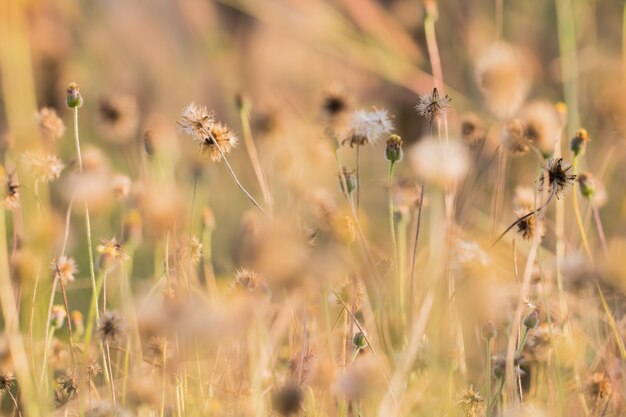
[388,161,402,313]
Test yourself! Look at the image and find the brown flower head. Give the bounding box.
[51,256,78,285]
[538,158,576,198]
[36,107,65,141]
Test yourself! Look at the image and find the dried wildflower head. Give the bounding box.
[233,268,268,294]
[97,237,127,270]
[586,372,612,400]
[21,152,65,182]
[502,118,530,156]
[0,370,15,391]
[66,82,83,108]
[514,209,543,241]
[385,134,403,163]
[56,369,78,398]
[408,137,469,189]
[51,256,78,285]
[2,170,19,211]
[36,107,65,141]
[460,113,486,147]
[457,385,484,417]
[521,101,560,156]
[538,158,576,198]
[200,122,238,162]
[111,173,132,200]
[51,305,67,328]
[344,108,394,147]
[97,94,139,143]
[180,236,202,265]
[334,279,365,311]
[524,323,558,363]
[272,382,304,416]
[453,240,490,267]
[332,214,356,246]
[98,311,125,342]
[415,87,451,123]
[570,128,590,157]
[178,103,216,141]
[475,42,532,119]
[288,347,314,385]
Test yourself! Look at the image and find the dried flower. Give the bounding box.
[177,102,217,143]
[538,158,576,198]
[458,385,484,417]
[98,311,125,342]
[36,107,65,141]
[111,173,131,200]
[514,208,543,240]
[66,82,83,109]
[385,134,403,162]
[51,256,78,285]
[344,108,394,147]
[323,85,350,118]
[0,370,15,391]
[585,372,612,400]
[415,88,451,123]
[2,170,19,211]
[97,237,127,270]
[180,236,202,265]
[21,152,65,182]
[233,268,268,294]
[200,122,238,162]
[56,369,78,396]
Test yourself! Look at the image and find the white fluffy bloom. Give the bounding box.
[408,137,469,189]
[345,108,394,146]
[21,152,65,183]
[177,102,216,143]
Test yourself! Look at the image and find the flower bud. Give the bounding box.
[570,128,590,157]
[385,134,404,163]
[481,320,497,340]
[523,310,539,329]
[339,167,357,195]
[352,331,367,350]
[577,172,596,199]
[66,82,83,109]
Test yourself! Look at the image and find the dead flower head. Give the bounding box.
[538,158,576,198]
[97,94,139,143]
[98,311,125,342]
[36,107,66,141]
[416,87,452,123]
[344,108,394,147]
[21,152,65,183]
[51,256,78,285]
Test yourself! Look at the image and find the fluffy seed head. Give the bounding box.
[22,152,65,183]
[36,107,66,141]
[98,311,125,342]
[178,102,216,142]
[201,122,238,162]
[344,108,394,146]
[502,118,530,156]
[460,113,486,147]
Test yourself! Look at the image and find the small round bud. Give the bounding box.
[570,128,590,157]
[523,310,539,329]
[352,331,367,350]
[481,320,497,340]
[577,172,596,199]
[339,167,357,195]
[66,82,83,109]
[385,134,404,163]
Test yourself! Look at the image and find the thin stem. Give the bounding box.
[591,203,609,256]
[571,156,593,261]
[486,341,492,417]
[209,134,269,218]
[388,161,401,313]
[239,104,273,215]
[355,144,361,212]
[409,183,425,319]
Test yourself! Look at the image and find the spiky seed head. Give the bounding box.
[539,158,576,197]
[344,108,394,146]
[415,88,451,123]
[36,107,66,141]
